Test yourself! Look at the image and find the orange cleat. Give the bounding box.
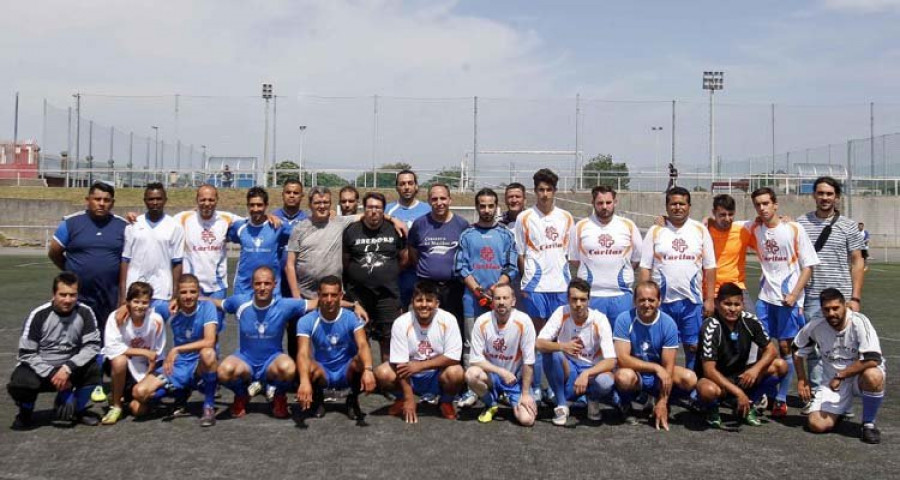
[388,399,405,417]
[771,401,788,418]
[439,402,457,420]
[231,394,249,418]
[272,393,290,419]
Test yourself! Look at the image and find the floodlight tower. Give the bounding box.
[261,83,273,187]
[702,71,724,182]
[298,125,307,183]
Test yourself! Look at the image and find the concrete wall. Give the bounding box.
[0,199,142,246]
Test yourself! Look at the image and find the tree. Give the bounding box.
[354,162,413,188]
[269,161,348,188]
[423,166,462,189]
[582,154,630,190]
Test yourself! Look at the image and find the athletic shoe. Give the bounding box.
[54,391,76,422]
[309,389,326,418]
[542,388,556,408]
[456,390,478,408]
[478,405,499,423]
[247,381,263,397]
[706,409,723,429]
[169,404,190,418]
[11,409,33,431]
[754,395,768,414]
[101,406,123,425]
[439,402,457,420]
[231,394,250,418]
[800,395,814,415]
[74,410,100,427]
[587,400,603,422]
[265,385,277,402]
[552,406,570,426]
[618,403,638,426]
[743,408,762,426]
[272,394,290,419]
[531,388,542,404]
[771,401,788,418]
[388,399,405,417]
[420,393,439,405]
[90,385,107,403]
[346,394,363,421]
[200,407,216,427]
[861,424,881,444]
[842,409,856,419]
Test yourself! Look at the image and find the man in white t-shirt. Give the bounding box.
[119,183,185,321]
[537,278,617,426]
[374,281,465,423]
[465,283,537,426]
[640,187,716,370]
[569,185,642,329]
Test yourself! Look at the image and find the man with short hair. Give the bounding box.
[465,283,537,426]
[746,187,819,417]
[272,179,309,297]
[129,274,219,426]
[707,194,752,302]
[8,272,102,429]
[229,186,290,296]
[296,276,377,421]
[374,281,465,423]
[386,169,432,309]
[696,282,786,428]
[569,185,642,328]
[343,192,407,362]
[515,168,574,401]
[613,281,698,430]
[499,182,527,229]
[793,288,885,444]
[537,278,617,426]
[640,187,717,370]
[339,185,360,216]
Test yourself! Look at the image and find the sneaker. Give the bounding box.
[542,388,556,408]
[456,390,478,408]
[771,401,788,418]
[439,402,457,420]
[478,405,499,423]
[308,389,326,418]
[861,424,881,444]
[531,388,542,404]
[587,400,603,422]
[388,399,405,417]
[618,403,638,426]
[11,409,34,431]
[800,396,814,415]
[552,406,570,426]
[101,406,123,425]
[231,394,250,418]
[55,392,76,422]
[169,404,190,418]
[74,410,100,427]
[420,393,439,405]
[200,407,216,427]
[346,394,363,421]
[706,409,723,429]
[90,385,107,403]
[265,385,277,402]
[754,395,768,414]
[743,408,762,426]
[272,394,290,419]
[247,381,263,397]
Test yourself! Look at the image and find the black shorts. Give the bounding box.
[103,359,139,401]
[352,287,401,341]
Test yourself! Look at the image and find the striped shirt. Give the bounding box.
[796,212,863,300]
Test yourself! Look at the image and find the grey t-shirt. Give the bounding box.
[286,215,355,298]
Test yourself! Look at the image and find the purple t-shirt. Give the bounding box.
[408,213,469,282]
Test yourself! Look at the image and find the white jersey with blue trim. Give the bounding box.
[175,210,240,294]
[470,309,536,375]
[515,205,574,293]
[122,213,185,300]
[745,221,820,307]
[389,309,462,363]
[569,214,642,298]
[640,219,716,304]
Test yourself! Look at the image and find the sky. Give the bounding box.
[3,0,900,181]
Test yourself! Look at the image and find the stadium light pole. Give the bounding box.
[702,71,724,184]
[201,145,207,170]
[652,126,663,191]
[298,125,307,184]
[151,126,159,174]
[262,83,273,187]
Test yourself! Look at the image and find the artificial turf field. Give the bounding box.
[0,256,897,479]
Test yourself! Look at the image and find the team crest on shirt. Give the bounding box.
[492,337,507,352]
[598,234,614,249]
[641,341,650,352]
[253,236,263,248]
[417,340,434,356]
[129,338,147,348]
[184,328,193,339]
[201,228,216,245]
[480,246,495,262]
[327,334,340,347]
[765,239,780,255]
[672,238,687,253]
[256,322,267,337]
[545,226,559,241]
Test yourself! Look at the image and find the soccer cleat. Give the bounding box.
[11,410,34,431]
[388,399,405,417]
[265,385,277,402]
[74,411,100,427]
[552,406,570,426]
[754,395,768,414]
[247,381,263,397]
[587,400,603,422]
[231,394,250,418]
[439,402,457,420]
[55,392,76,422]
[90,385,107,403]
[478,405,499,423]
[200,407,216,427]
[272,393,290,419]
[771,401,788,418]
[531,388,542,404]
[706,409,723,429]
[101,406,123,425]
[420,393,439,405]
[800,396,814,416]
[618,403,638,426]
[542,388,556,408]
[456,390,478,409]
[861,424,881,444]
[743,408,762,426]
[346,394,363,421]
[308,388,326,418]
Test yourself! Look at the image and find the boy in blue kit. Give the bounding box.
[130,274,219,427]
[613,281,697,430]
[229,187,291,296]
[296,276,377,422]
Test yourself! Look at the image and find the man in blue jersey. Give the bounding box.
[454,187,518,407]
[130,274,219,427]
[386,169,431,309]
[272,179,309,363]
[296,276,377,422]
[229,187,291,296]
[613,281,698,430]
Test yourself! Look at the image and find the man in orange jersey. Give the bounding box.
[707,194,752,305]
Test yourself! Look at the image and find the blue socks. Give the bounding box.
[543,352,568,407]
[74,386,93,412]
[684,348,696,371]
[777,355,794,403]
[750,374,781,403]
[533,351,544,392]
[225,377,248,397]
[201,372,218,409]
[269,379,292,395]
[862,390,884,425]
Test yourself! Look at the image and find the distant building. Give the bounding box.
[0,140,40,180]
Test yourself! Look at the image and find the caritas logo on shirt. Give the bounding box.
[663,238,696,261]
[201,228,216,245]
[539,226,564,251]
[492,337,507,352]
[480,246,495,262]
[417,340,434,357]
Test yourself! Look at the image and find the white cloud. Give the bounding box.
[823,0,900,13]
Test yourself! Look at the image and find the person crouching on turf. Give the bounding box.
[536,278,617,427]
[613,281,697,430]
[130,274,219,427]
[295,276,376,422]
[374,280,465,423]
[696,282,786,429]
[8,272,102,430]
[465,283,538,426]
[100,281,166,425]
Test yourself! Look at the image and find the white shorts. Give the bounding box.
[810,369,885,415]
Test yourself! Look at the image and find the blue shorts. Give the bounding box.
[202,289,227,332]
[660,299,702,346]
[411,369,443,396]
[589,294,633,330]
[638,373,662,396]
[151,299,172,322]
[521,292,567,319]
[156,356,200,391]
[233,351,283,382]
[488,372,523,407]
[322,361,353,389]
[756,300,805,341]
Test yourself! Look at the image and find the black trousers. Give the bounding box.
[433,280,465,334]
[7,362,101,405]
